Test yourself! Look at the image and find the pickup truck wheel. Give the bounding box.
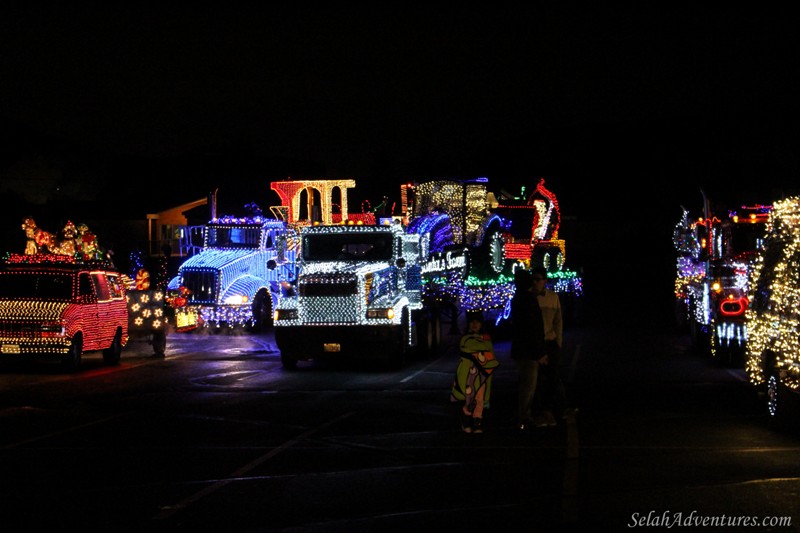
[63,333,83,371]
[103,328,123,365]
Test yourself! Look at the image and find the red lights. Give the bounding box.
[719,297,748,317]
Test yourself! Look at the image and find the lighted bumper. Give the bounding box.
[274,325,401,357]
[0,338,71,356]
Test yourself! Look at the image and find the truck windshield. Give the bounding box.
[303,232,394,261]
[207,226,261,248]
[0,272,74,300]
[729,223,766,256]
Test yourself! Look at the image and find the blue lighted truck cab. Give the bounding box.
[167,215,296,331]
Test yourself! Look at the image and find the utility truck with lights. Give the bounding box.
[167,215,297,331]
[673,199,770,365]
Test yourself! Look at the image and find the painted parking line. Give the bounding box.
[154,411,356,521]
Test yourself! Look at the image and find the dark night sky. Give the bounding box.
[2,6,799,308]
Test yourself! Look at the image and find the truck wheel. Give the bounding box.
[765,372,798,431]
[152,329,167,357]
[250,290,273,333]
[473,228,505,279]
[689,319,710,356]
[281,350,298,370]
[103,328,123,365]
[62,333,83,371]
[429,310,441,355]
[532,245,563,273]
[415,311,433,358]
[419,309,441,356]
[388,308,410,370]
[767,373,781,419]
[674,299,688,332]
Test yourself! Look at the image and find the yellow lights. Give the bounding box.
[270,179,358,225]
[745,196,800,389]
[712,281,722,292]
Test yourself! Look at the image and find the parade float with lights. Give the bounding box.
[673,197,771,365]
[271,177,583,369]
[166,212,298,331]
[490,178,583,321]
[745,196,800,422]
[0,219,130,370]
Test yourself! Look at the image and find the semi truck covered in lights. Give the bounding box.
[274,177,517,369]
[673,200,770,365]
[167,215,297,330]
[745,196,800,421]
[273,221,439,369]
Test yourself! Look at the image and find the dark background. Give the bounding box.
[2,6,799,319]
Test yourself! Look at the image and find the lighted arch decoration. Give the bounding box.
[270,179,357,225]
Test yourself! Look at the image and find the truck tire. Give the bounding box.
[152,329,167,358]
[472,227,505,279]
[103,328,123,365]
[62,333,83,372]
[420,308,441,356]
[250,290,273,333]
[689,318,710,356]
[765,371,799,431]
[275,328,299,370]
[387,308,410,370]
[429,309,441,354]
[281,350,298,370]
[674,298,688,332]
[532,245,563,273]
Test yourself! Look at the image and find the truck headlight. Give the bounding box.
[274,309,298,321]
[366,308,395,319]
[223,295,249,305]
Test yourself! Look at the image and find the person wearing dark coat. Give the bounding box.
[510,269,547,430]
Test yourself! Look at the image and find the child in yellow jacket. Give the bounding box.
[449,310,499,433]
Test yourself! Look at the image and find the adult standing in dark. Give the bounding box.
[530,265,566,427]
[510,268,547,431]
